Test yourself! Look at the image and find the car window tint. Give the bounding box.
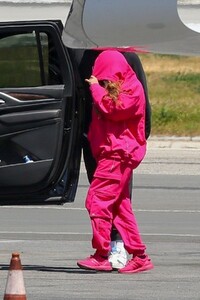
[0,31,63,88]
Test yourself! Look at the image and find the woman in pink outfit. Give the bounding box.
[77,50,153,274]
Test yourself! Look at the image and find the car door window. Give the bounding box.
[0,31,63,89]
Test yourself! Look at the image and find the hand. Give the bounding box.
[85,75,98,85]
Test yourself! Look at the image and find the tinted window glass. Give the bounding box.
[0,31,63,88]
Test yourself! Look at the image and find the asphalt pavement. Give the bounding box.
[147,135,200,150]
[0,136,199,300]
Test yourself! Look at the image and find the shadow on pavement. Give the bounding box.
[0,264,98,274]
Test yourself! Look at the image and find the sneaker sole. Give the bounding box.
[77,262,113,272]
[118,262,154,274]
[109,257,127,269]
[110,262,126,270]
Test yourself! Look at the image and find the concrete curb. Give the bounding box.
[148,136,200,149]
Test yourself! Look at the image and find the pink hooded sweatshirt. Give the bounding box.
[87,50,146,169]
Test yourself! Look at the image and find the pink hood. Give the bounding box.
[88,50,146,169]
[92,50,138,90]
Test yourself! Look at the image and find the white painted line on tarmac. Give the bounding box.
[0,206,200,213]
[0,231,90,235]
[0,231,200,238]
[148,147,200,151]
[0,206,86,210]
[136,209,200,213]
[143,233,200,237]
[0,240,25,242]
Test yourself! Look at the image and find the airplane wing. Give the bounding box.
[62,0,200,56]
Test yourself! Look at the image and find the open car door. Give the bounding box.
[0,21,83,205]
[62,0,200,56]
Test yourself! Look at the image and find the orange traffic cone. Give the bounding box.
[4,252,27,300]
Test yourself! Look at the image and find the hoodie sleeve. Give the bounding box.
[90,83,145,122]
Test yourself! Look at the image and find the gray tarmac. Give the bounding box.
[0,137,200,299]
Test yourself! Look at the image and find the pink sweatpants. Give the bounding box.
[86,156,146,256]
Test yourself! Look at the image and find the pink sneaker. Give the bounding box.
[118,255,154,274]
[77,252,112,271]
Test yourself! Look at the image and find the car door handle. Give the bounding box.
[0,92,20,105]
